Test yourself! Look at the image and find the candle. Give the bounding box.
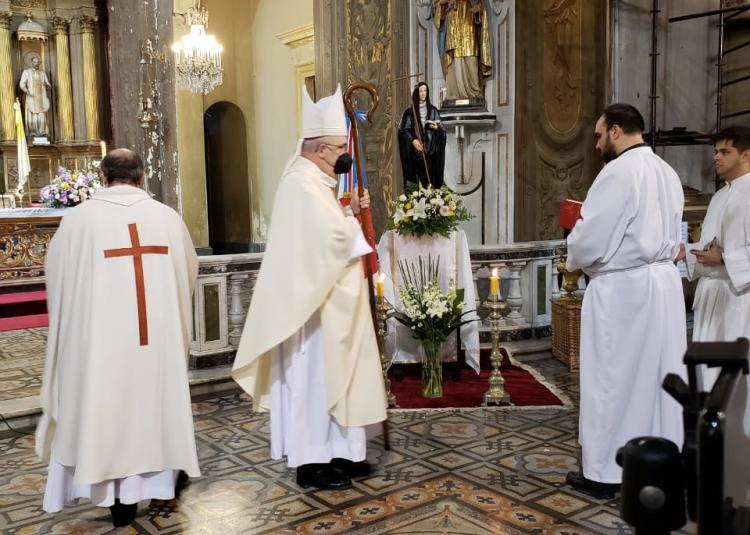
[490,268,499,296]
[376,273,385,298]
[100,140,107,159]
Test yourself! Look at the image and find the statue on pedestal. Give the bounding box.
[398,82,446,189]
[19,56,51,138]
[434,0,492,102]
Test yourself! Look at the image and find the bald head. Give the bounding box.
[101,148,144,186]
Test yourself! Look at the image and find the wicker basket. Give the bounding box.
[551,296,582,371]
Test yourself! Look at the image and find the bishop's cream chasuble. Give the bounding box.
[567,146,687,484]
[232,156,388,434]
[37,186,201,508]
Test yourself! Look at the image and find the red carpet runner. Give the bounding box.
[387,348,562,409]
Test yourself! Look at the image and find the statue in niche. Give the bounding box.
[19,55,51,138]
[398,82,446,189]
[433,0,492,103]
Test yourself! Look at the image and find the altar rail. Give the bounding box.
[190,240,583,368]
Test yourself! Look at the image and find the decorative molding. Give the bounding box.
[78,15,96,33]
[276,24,314,49]
[537,156,585,239]
[496,8,510,108]
[496,133,509,244]
[0,12,12,30]
[51,17,70,34]
[542,0,582,136]
[10,0,44,8]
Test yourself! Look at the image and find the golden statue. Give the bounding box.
[433,0,492,102]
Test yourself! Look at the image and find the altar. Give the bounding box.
[0,208,66,287]
[377,229,480,373]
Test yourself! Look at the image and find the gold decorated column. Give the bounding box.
[79,15,99,140]
[53,18,74,141]
[0,13,15,141]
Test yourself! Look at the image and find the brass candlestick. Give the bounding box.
[482,293,511,406]
[376,296,398,408]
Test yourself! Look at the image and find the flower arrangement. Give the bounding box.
[388,185,472,238]
[389,255,476,397]
[40,164,102,208]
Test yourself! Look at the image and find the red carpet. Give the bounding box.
[387,348,562,408]
[0,290,48,332]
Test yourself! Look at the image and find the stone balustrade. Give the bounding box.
[190,239,587,368]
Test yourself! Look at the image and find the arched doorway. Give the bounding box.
[204,102,251,254]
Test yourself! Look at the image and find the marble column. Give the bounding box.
[0,13,15,141]
[79,15,99,141]
[53,18,74,142]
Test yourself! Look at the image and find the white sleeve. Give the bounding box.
[722,204,750,292]
[346,217,373,260]
[566,167,635,272]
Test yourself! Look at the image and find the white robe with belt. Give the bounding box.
[567,146,687,484]
[687,173,750,412]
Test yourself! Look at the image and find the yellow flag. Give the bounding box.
[14,100,31,199]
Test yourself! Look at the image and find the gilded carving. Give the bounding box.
[538,157,585,239]
[78,15,96,33]
[10,0,44,8]
[0,220,58,283]
[0,12,12,30]
[52,17,70,34]
[347,0,395,227]
[543,0,581,135]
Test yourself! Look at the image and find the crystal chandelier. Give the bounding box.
[172,3,223,94]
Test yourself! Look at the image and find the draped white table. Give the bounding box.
[377,229,480,373]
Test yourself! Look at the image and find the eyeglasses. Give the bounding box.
[321,143,347,152]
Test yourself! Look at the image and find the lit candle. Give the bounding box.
[490,268,499,296]
[100,140,107,159]
[376,273,385,298]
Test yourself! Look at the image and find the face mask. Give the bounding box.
[333,153,353,174]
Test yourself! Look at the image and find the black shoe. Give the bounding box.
[296,463,352,490]
[565,470,620,500]
[109,499,138,527]
[331,458,372,478]
[174,470,189,500]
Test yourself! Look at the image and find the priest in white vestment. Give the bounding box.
[688,126,750,418]
[565,104,687,498]
[36,149,201,527]
[232,85,388,491]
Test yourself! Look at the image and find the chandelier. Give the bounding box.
[171,3,223,94]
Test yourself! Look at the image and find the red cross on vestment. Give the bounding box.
[104,223,169,346]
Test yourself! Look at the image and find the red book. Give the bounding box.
[559,199,583,230]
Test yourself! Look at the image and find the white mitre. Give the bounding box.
[302,83,347,138]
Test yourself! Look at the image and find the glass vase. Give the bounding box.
[421,339,444,398]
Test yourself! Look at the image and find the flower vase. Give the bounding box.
[421,340,444,398]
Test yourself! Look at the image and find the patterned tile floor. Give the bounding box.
[0,335,696,534]
[0,328,46,402]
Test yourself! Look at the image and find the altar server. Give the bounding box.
[565,104,687,498]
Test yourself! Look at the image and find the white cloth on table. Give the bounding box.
[268,217,375,468]
[43,459,178,512]
[376,229,480,373]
